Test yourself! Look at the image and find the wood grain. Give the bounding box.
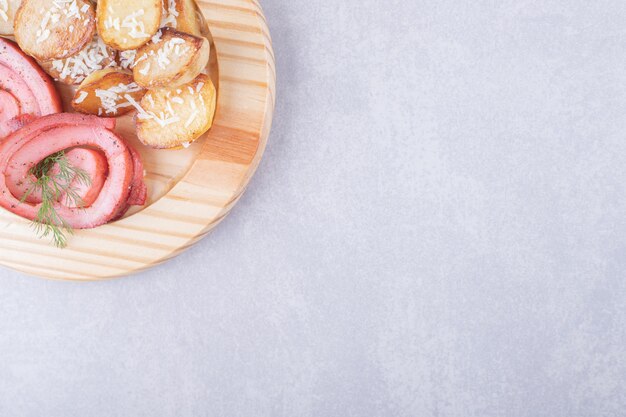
[0,0,275,281]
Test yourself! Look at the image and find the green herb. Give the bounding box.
[20,151,91,248]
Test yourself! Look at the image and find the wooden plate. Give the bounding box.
[0,0,275,281]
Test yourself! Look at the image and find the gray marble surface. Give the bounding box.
[1,0,625,415]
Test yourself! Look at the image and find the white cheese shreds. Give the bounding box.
[165,100,175,116]
[158,116,181,127]
[0,0,8,23]
[36,29,51,43]
[160,0,178,28]
[119,49,138,70]
[75,91,88,103]
[127,93,181,127]
[181,141,191,148]
[36,0,92,45]
[153,37,191,69]
[151,30,162,44]
[51,37,115,83]
[184,110,198,128]
[124,94,153,120]
[122,9,149,40]
[138,63,151,75]
[95,82,142,115]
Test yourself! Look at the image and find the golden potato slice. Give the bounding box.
[0,0,22,35]
[71,68,146,117]
[133,74,216,149]
[133,28,209,89]
[97,0,162,50]
[40,37,117,85]
[161,0,202,36]
[14,0,96,61]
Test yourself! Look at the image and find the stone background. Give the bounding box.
[0,0,625,415]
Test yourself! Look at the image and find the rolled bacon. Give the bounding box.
[0,113,146,229]
[0,37,62,137]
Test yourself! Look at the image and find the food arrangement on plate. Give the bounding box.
[0,0,217,247]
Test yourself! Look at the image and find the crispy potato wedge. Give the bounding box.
[72,68,146,117]
[133,28,209,89]
[14,0,96,61]
[161,0,202,36]
[0,0,22,35]
[40,37,117,85]
[135,74,216,149]
[97,0,162,50]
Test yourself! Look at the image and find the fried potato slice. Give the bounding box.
[97,0,162,50]
[133,27,209,89]
[71,68,146,117]
[161,0,202,36]
[0,0,22,35]
[40,37,117,85]
[14,0,96,61]
[134,74,216,149]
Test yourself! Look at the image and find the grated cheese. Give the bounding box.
[121,9,150,40]
[165,100,175,117]
[0,0,8,23]
[36,29,51,43]
[36,0,92,45]
[138,62,151,75]
[75,90,88,104]
[160,0,179,28]
[154,37,190,69]
[51,37,115,84]
[184,110,198,128]
[95,82,142,115]
[124,94,153,120]
[151,30,162,44]
[119,49,138,70]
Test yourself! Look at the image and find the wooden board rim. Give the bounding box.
[0,0,275,281]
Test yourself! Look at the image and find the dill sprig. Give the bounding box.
[20,151,92,248]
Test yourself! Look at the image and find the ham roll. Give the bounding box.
[0,37,62,137]
[0,113,147,229]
